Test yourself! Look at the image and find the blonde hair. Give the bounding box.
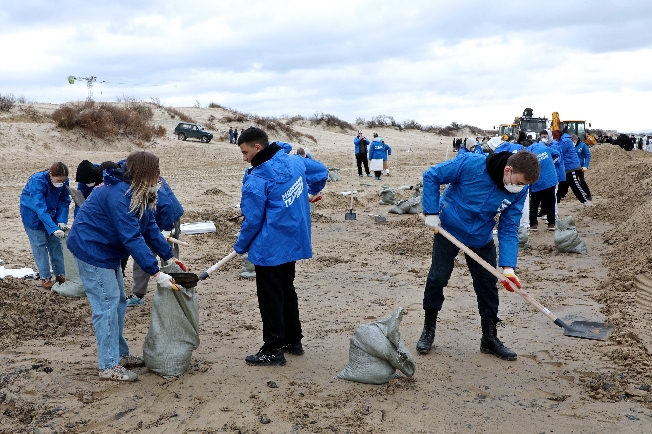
[125,151,160,218]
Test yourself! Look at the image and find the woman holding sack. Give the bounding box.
[67,151,185,382]
[20,162,71,288]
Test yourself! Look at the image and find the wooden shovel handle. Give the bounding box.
[436,226,560,323]
[166,236,190,247]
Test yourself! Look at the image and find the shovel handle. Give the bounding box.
[436,226,560,324]
[198,251,238,280]
[166,236,190,247]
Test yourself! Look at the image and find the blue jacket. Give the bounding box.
[422,153,528,268]
[559,133,581,172]
[20,170,71,235]
[494,143,525,154]
[273,141,293,154]
[527,143,559,192]
[67,167,174,274]
[368,140,390,160]
[382,143,392,161]
[235,148,327,266]
[548,142,566,182]
[354,137,370,154]
[156,177,184,231]
[575,141,591,168]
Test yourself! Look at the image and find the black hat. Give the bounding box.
[75,160,100,183]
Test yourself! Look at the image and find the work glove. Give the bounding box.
[155,272,179,291]
[53,230,65,238]
[57,223,69,231]
[582,167,588,172]
[501,267,521,292]
[166,257,187,272]
[308,194,322,203]
[424,214,440,233]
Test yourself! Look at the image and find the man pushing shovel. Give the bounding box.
[417,150,540,360]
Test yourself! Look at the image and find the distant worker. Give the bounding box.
[381,138,392,176]
[417,151,540,361]
[573,134,592,201]
[296,147,312,159]
[229,127,234,144]
[233,128,239,144]
[527,137,560,231]
[354,130,371,177]
[554,130,590,205]
[20,162,71,288]
[368,134,390,180]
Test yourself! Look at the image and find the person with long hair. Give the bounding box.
[67,151,183,382]
[20,162,71,288]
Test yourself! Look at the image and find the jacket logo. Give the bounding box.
[282,177,304,207]
[497,199,512,213]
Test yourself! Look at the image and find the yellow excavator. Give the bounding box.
[550,112,597,145]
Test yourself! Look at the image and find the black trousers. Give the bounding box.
[423,233,499,319]
[356,153,370,176]
[557,170,589,203]
[254,261,302,351]
[530,186,556,226]
[576,170,592,199]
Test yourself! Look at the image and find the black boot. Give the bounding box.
[480,317,517,361]
[416,310,438,354]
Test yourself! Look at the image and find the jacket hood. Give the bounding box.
[248,144,292,183]
[485,151,511,191]
[103,165,131,186]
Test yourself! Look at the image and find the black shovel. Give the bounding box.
[345,164,357,221]
[167,251,238,288]
[436,225,613,341]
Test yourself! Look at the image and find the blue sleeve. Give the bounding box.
[584,144,591,167]
[110,200,161,275]
[155,179,183,231]
[24,176,60,235]
[302,158,329,195]
[54,181,71,225]
[496,188,528,268]
[277,141,293,154]
[422,158,465,215]
[143,210,174,262]
[234,180,267,254]
[386,144,392,156]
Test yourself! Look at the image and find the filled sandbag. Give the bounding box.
[517,225,529,250]
[239,252,256,278]
[143,262,200,377]
[554,216,587,254]
[379,187,396,205]
[388,196,422,215]
[336,307,415,385]
[52,232,85,298]
[327,170,339,182]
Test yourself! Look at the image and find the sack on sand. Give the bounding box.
[554,216,587,254]
[143,262,200,377]
[239,252,256,279]
[327,170,339,182]
[517,225,529,250]
[388,196,422,215]
[336,307,416,385]
[51,233,85,298]
[379,187,396,205]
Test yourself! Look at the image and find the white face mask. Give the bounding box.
[148,182,162,194]
[86,182,95,187]
[540,136,549,144]
[52,181,64,188]
[505,184,525,194]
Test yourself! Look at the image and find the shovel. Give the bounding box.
[345,166,357,220]
[167,251,238,288]
[435,225,613,341]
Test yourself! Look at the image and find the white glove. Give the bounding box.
[155,272,178,290]
[424,215,440,233]
[53,230,65,238]
[57,223,68,231]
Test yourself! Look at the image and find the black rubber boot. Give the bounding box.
[416,310,438,354]
[480,317,517,361]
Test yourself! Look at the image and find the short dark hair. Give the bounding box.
[49,162,68,177]
[507,150,540,183]
[237,127,268,147]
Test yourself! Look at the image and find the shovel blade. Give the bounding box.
[168,272,199,288]
[563,321,614,341]
[345,211,357,221]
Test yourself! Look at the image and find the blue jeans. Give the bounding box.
[75,257,129,370]
[423,233,500,319]
[24,226,65,279]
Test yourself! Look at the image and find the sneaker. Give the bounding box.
[284,342,304,356]
[127,295,144,307]
[41,279,53,289]
[99,365,138,382]
[547,223,556,231]
[529,225,538,231]
[366,174,372,177]
[55,275,66,284]
[245,348,286,366]
[583,201,592,207]
[359,174,363,177]
[119,354,145,368]
[374,176,381,180]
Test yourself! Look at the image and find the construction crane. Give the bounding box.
[67,75,107,100]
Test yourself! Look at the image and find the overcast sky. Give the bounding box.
[2,0,651,132]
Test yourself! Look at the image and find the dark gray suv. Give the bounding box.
[173,123,213,143]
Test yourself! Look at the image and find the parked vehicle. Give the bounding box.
[173,123,213,143]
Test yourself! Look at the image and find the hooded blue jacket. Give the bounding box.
[156,177,184,231]
[527,143,559,192]
[368,140,390,160]
[235,148,328,266]
[422,153,528,268]
[20,170,71,235]
[67,167,174,274]
[493,143,525,154]
[548,141,566,182]
[559,133,581,172]
[354,137,370,154]
[575,141,591,168]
